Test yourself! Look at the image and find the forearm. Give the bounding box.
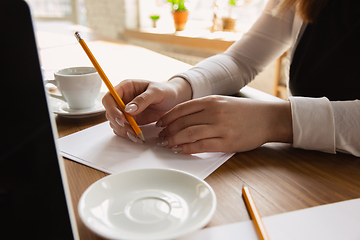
[331,100,360,157]
[167,77,193,103]
[289,97,336,154]
[289,97,360,157]
[169,0,293,99]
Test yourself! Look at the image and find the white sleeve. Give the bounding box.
[331,100,360,157]
[289,96,360,157]
[170,0,294,99]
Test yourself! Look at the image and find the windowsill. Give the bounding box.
[124,28,244,52]
[123,27,284,99]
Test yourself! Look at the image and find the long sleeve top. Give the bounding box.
[170,0,360,157]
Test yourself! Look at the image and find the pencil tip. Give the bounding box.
[138,132,145,142]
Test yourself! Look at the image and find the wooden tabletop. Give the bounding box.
[57,114,360,240]
[37,22,360,240]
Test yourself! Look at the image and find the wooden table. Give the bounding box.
[37,22,360,239]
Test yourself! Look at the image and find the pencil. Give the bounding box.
[242,186,270,240]
[74,31,145,142]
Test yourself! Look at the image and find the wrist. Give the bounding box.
[168,77,193,104]
[267,101,293,144]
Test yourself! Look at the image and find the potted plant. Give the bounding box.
[168,0,188,31]
[150,14,160,28]
[222,0,237,31]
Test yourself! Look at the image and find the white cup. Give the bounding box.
[44,67,102,109]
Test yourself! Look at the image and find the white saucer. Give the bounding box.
[78,168,217,240]
[48,92,105,118]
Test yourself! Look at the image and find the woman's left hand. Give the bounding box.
[156,95,293,154]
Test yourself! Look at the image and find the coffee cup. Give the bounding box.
[44,66,102,109]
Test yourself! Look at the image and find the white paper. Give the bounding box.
[58,122,234,179]
[178,198,360,240]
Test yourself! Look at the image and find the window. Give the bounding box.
[138,0,267,33]
[26,0,73,19]
[25,0,87,25]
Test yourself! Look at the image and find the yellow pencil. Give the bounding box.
[74,31,145,142]
[242,186,270,240]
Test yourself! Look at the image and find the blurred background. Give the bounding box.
[26,0,288,99]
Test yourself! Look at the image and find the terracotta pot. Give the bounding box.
[222,17,236,31]
[172,10,189,31]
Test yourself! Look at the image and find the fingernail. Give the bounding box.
[171,146,183,153]
[158,130,166,139]
[156,120,162,127]
[115,117,124,127]
[157,140,168,147]
[127,132,143,144]
[125,103,138,113]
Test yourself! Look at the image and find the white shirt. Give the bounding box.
[171,0,360,157]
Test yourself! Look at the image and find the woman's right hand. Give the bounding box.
[102,77,192,143]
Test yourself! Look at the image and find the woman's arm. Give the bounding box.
[290,97,360,157]
[171,0,294,99]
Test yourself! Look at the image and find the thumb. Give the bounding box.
[124,89,158,115]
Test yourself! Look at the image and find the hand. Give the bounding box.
[156,95,293,154]
[102,78,192,143]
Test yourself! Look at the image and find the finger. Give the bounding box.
[102,92,127,124]
[165,125,218,148]
[110,121,127,138]
[117,79,149,104]
[110,121,135,138]
[107,113,126,131]
[103,79,149,121]
[157,98,206,127]
[159,111,210,138]
[110,121,143,144]
[172,138,225,154]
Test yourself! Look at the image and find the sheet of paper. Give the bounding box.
[178,198,360,240]
[58,122,234,179]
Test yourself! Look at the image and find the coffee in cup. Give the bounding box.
[44,66,102,109]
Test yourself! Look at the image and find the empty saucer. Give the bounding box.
[78,168,217,240]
